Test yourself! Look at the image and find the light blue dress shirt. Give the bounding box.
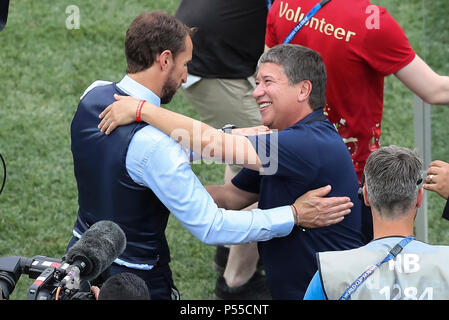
[82,75,294,267]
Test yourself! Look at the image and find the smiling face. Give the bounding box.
[253,62,307,130]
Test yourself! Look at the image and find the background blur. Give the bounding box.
[0,0,448,300]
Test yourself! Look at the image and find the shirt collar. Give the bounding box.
[298,108,324,124]
[116,75,161,107]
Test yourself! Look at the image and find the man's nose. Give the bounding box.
[252,83,264,99]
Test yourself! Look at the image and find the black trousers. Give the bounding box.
[0,0,9,31]
[102,263,179,300]
[442,199,449,221]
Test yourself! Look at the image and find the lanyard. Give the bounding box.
[338,236,414,300]
[266,0,272,10]
[283,0,332,44]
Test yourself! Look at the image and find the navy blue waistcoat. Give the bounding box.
[70,84,170,266]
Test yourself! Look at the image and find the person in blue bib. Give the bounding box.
[99,44,366,299]
[304,145,449,300]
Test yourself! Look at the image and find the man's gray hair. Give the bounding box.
[258,44,327,110]
[364,145,423,219]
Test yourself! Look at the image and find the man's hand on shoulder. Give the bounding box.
[292,185,353,228]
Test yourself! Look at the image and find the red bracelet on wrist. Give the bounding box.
[136,99,145,122]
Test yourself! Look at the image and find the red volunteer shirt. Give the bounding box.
[266,0,416,180]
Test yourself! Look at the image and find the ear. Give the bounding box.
[157,50,173,71]
[362,185,371,207]
[297,80,312,103]
[416,188,424,208]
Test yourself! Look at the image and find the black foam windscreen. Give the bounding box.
[65,220,126,281]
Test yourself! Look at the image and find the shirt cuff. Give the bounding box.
[260,205,295,238]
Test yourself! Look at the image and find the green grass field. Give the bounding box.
[0,0,448,300]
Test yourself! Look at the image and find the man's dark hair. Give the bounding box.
[98,272,150,300]
[259,44,327,110]
[125,11,195,74]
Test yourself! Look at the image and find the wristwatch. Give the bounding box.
[220,124,237,134]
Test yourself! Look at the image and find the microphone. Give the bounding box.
[63,220,126,282]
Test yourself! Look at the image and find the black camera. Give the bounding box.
[0,255,94,300]
[0,220,127,300]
